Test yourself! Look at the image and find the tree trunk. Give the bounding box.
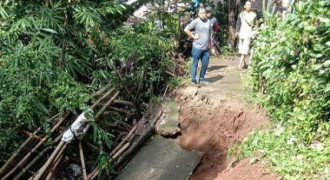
[228,0,236,49]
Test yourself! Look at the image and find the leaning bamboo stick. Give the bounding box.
[31,141,67,180]
[0,128,40,177]
[2,112,70,180]
[113,100,134,106]
[92,84,111,97]
[78,141,87,180]
[88,110,163,180]
[110,125,137,156]
[44,153,64,180]
[90,88,114,110]
[23,130,43,141]
[113,110,163,168]
[44,140,67,180]
[112,143,130,160]
[108,106,132,116]
[13,132,64,180]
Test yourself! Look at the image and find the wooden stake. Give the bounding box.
[78,141,87,180]
[2,112,70,179]
[112,143,130,160]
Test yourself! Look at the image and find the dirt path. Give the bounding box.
[171,56,278,180]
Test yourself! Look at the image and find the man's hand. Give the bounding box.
[193,34,200,40]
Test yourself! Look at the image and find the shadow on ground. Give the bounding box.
[207,65,227,72]
[205,75,224,83]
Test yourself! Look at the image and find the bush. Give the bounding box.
[234,0,330,179]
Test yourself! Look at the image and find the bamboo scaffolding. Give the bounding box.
[2,112,70,180]
[88,110,163,180]
[0,128,40,177]
[44,153,64,180]
[31,141,67,180]
[110,125,137,156]
[13,132,64,180]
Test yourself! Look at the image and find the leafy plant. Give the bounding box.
[232,0,330,179]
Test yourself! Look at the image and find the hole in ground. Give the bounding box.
[175,99,270,180]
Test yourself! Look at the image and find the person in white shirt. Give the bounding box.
[236,1,257,70]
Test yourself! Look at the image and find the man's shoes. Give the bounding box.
[191,81,198,86]
[200,80,210,85]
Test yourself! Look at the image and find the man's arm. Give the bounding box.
[184,19,200,40]
[184,27,199,40]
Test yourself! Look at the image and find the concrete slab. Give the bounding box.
[116,135,203,180]
[156,100,181,136]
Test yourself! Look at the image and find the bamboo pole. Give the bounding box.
[44,141,67,180]
[112,143,130,160]
[108,106,132,116]
[2,112,70,179]
[78,141,87,180]
[31,141,67,180]
[113,100,134,106]
[113,110,163,168]
[110,125,137,156]
[90,88,114,110]
[88,110,163,180]
[0,128,40,177]
[44,153,64,180]
[13,132,64,180]
[92,84,111,97]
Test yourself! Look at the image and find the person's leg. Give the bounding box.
[199,50,210,83]
[238,54,245,69]
[191,47,201,84]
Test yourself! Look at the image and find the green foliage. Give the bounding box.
[0,2,179,175]
[231,0,330,179]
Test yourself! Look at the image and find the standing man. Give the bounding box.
[236,0,257,70]
[184,7,212,85]
[206,6,220,56]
